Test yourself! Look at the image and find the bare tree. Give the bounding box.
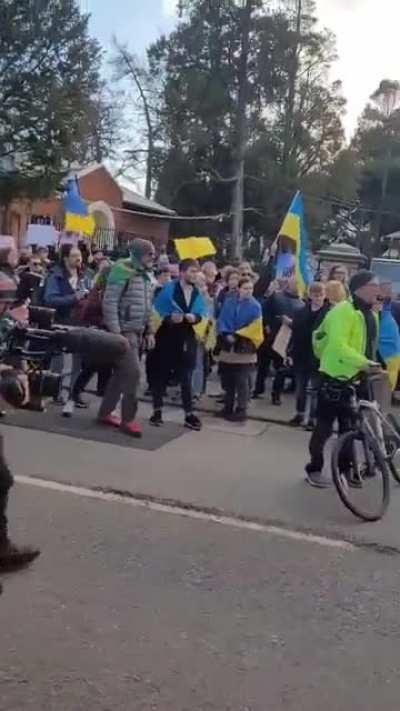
[370,80,400,240]
[112,39,157,199]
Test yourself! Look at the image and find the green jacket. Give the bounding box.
[313,300,378,380]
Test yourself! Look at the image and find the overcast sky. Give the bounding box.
[89,0,400,138]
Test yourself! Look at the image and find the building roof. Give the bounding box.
[69,163,175,218]
[121,186,176,217]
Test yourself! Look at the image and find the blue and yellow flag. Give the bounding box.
[236,319,264,349]
[217,294,264,349]
[64,177,95,237]
[278,191,311,295]
[152,280,208,338]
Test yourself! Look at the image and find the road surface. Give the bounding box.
[2,480,400,711]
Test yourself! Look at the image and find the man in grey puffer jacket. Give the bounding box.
[98,238,156,438]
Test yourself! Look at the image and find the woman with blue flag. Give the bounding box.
[217,277,263,423]
[150,259,206,431]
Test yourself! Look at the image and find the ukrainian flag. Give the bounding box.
[152,280,207,337]
[64,177,95,237]
[278,191,311,295]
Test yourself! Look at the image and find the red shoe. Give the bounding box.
[121,420,142,438]
[98,414,121,428]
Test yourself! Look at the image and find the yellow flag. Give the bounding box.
[193,318,209,341]
[236,317,264,349]
[174,237,216,260]
[65,212,96,237]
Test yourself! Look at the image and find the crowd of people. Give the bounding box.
[0,241,399,437]
[0,236,399,568]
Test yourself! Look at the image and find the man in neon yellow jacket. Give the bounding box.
[305,270,380,488]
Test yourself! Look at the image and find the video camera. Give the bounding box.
[1,307,130,410]
[2,307,66,409]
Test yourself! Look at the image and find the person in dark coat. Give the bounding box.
[44,245,88,324]
[254,277,304,404]
[289,282,329,428]
[150,259,206,431]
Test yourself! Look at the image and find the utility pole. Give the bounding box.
[230,0,253,261]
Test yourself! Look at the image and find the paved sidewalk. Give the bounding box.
[6,397,400,553]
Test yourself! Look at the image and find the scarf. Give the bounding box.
[107,254,151,287]
[353,295,377,361]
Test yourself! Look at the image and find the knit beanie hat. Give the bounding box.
[349,270,376,295]
[130,238,154,262]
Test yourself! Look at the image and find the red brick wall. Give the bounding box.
[78,167,123,208]
[113,210,170,247]
[8,167,170,247]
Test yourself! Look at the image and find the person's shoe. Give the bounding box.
[228,410,247,423]
[121,420,142,438]
[53,394,65,406]
[62,399,75,418]
[0,541,40,571]
[74,396,88,409]
[185,414,202,431]
[150,410,163,427]
[304,419,315,432]
[271,393,282,406]
[305,470,332,488]
[289,414,303,427]
[98,414,121,428]
[215,408,233,419]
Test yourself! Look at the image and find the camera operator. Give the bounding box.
[0,278,40,570]
[1,326,142,438]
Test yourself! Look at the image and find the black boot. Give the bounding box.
[0,541,40,571]
[0,486,40,571]
[271,392,282,406]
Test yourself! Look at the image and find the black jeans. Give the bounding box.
[72,363,113,400]
[307,384,354,474]
[254,340,270,394]
[221,363,254,414]
[0,433,13,544]
[152,365,194,414]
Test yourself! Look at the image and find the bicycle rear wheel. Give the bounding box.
[332,430,390,522]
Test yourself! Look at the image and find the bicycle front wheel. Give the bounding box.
[332,430,390,522]
[384,414,400,485]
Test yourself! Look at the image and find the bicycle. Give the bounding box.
[331,373,400,522]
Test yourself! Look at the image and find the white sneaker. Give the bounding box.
[62,400,75,418]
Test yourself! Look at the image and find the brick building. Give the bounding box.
[3,164,175,249]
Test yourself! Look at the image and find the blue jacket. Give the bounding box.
[379,304,400,361]
[44,265,87,323]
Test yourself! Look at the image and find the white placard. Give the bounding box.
[25,224,58,246]
[272,322,292,358]
[0,235,16,249]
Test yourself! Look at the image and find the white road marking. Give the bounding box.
[15,474,355,551]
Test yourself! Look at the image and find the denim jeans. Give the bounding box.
[192,344,205,398]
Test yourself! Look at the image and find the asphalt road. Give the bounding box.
[2,482,400,711]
